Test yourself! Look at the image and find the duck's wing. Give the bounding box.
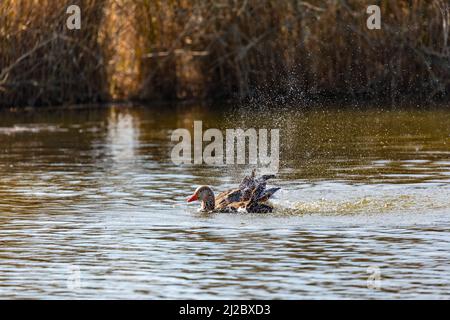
[239,171,277,200]
[219,171,278,210]
[243,184,274,213]
[238,169,257,190]
[243,176,272,200]
[257,187,281,202]
[249,183,266,203]
[215,188,243,209]
[219,182,260,212]
[219,184,276,213]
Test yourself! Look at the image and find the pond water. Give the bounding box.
[0,104,449,299]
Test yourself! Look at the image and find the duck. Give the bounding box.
[187,171,280,213]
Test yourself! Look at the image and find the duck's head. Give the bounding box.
[187,185,214,202]
[187,185,215,211]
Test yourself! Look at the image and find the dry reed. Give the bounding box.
[129,0,450,103]
[0,0,109,107]
[0,0,449,107]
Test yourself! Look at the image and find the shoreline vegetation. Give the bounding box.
[0,0,449,108]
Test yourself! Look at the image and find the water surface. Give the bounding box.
[0,104,449,299]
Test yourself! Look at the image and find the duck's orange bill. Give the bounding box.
[187,193,198,202]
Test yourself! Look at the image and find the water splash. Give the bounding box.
[271,191,450,216]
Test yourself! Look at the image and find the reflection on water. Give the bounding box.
[0,104,449,299]
[107,108,139,161]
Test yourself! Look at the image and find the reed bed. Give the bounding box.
[0,0,109,107]
[0,0,449,107]
[130,0,450,103]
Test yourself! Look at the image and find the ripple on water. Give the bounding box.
[0,106,449,299]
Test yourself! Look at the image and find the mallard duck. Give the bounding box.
[187,171,280,213]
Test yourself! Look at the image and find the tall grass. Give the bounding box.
[0,0,109,107]
[131,0,450,102]
[0,0,449,107]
